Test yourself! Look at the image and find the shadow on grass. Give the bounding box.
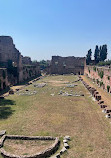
[0,99,15,119]
[0,99,15,106]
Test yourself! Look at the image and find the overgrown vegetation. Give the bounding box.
[100,81,103,87]
[108,76,110,80]
[93,66,96,72]
[88,67,90,73]
[39,60,49,70]
[97,60,111,66]
[107,85,110,92]
[98,71,104,79]
[7,60,18,77]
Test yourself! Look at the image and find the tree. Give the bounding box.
[100,45,107,61]
[39,60,49,70]
[94,45,100,63]
[86,49,92,65]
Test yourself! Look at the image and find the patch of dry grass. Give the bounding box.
[1,75,111,157]
[3,139,54,156]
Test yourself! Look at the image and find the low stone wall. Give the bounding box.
[79,76,111,119]
[0,135,60,158]
[85,65,111,92]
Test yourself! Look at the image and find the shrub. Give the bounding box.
[108,76,110,80]
[98,71,104,79]
[88,67,90,74]
[100,81,103,87]
[97,79,99,84]
[93,66,96,72]
[107,85,110,92]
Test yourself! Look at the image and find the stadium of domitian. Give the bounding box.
[1,36,111,158]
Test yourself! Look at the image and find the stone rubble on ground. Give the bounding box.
[33,83,46,88]
[17,90,37,96]
[0,130,6,136]
[66,84,77,88]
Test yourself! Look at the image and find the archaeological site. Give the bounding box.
[1,36,111,158]
[0,36,41,91]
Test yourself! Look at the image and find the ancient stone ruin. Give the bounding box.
[0,36,41,91]
[50,56,86,75]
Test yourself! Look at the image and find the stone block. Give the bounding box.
[9,89,14,94]
[100,104,107,108]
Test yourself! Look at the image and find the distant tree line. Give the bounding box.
[86,45,107,65]
[32,60,49,70]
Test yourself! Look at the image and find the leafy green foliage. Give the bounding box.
[7,60,18,77]
[39,60,49,70]
[108,76,110,80]
[93,66,96,72]
[97,60,111,66]
[107,85,110,92]
[100,81,103,87]
[88,67,90,73]
[98,71,104,79]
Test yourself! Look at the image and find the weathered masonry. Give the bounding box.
[50,56,86,75]
[85,65,111,92]
[0,36,41,90]
[0,68,8,90]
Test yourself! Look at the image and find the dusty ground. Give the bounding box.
[4,139,54,156]
[0,75,111,158]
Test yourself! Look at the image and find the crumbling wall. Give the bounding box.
[0,68,8,90]
[85,65,111,92]
[23,65,41,81]
[50,56,86,75]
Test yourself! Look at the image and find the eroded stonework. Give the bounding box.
[0,36,41,90]
[50,56,86,75]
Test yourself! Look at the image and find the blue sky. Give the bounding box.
[0,0,111,61]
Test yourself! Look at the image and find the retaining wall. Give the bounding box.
[85,65,111,92]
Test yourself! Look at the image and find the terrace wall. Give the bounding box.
[85,65,111,92]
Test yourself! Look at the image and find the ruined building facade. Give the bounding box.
[0,36,40,90]
[50,56,86,75]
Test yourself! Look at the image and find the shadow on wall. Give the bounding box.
[0,99,15,119]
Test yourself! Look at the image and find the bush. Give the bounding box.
[108,76,110,80]
[88,67,90,74]
[93,66,96,72]
[98,71,104,79]
[97,79,99,84]
[100,81,103,87]
[107,85,110,92]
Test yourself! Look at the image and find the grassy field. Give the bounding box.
[1,75,111,157]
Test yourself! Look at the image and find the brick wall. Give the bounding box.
[50,56,86,75]
[85,65,111,92]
